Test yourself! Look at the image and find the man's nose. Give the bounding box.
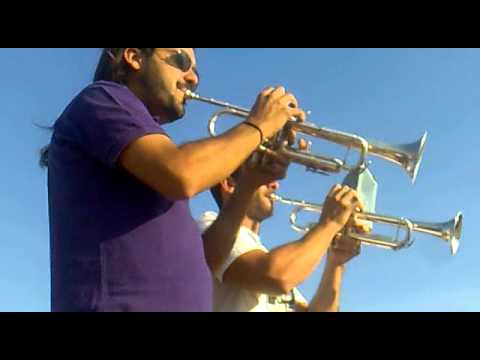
[184,69,199,92]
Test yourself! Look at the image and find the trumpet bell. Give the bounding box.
[273,194,463,256]
[367,132,428,184]
[453,214,463,255]
[413,212,463,256]
[281,121,427,183]
[449,213,463,256]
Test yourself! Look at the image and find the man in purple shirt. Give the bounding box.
[44,48,305,312]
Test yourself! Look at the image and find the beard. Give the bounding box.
[162,102,185,123]
[139,70,186,123]
[249,196,274,223]
[154,91,186,124]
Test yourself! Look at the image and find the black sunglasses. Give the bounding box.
[164,50,192,71]
[164,50,199,75]
[163,49,200,91]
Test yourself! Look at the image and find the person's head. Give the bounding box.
[94,48,199,122]
[211,165,280,223]
[39,48,200,169]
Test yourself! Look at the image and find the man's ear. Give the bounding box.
[220,177,236,195]
[123,48,143,71]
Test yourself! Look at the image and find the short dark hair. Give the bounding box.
[210,166,244,209]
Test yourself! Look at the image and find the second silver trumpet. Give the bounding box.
[270,194,462,256]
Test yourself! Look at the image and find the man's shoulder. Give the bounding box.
[61,80,155,128]
[60,81,124,116]
[196,211,266,250]
[78,81,134,104]
[87,80,127,92]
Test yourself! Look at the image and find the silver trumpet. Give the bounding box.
[270,194,462,256]
[185,90,427,183]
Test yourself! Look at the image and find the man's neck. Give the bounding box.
[241,216,261,235]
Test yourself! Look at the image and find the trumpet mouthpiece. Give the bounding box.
[270,193,281,201]
[184,89,198,100]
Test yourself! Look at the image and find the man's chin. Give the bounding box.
[163,105,185,124]
[253,208,273,222]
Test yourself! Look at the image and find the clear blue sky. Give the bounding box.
[0,48,476,312]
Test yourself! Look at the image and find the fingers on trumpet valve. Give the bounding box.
[327,184,370,231]
[333,233,362,254]
[331,185,362,210]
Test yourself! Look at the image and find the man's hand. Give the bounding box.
[248,87,306,141]
[318,184,364,233]
[328,213,371,267]
[327,234,361,267]
[237,152,290,190]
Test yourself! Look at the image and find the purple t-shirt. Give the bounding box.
[48,81,212,312]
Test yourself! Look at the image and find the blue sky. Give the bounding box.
[0,48,477,312]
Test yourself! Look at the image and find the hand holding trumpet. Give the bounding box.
[328,214,372,266]
[247,86,306,141]
[318,184,370,266]
[319,184,365,233]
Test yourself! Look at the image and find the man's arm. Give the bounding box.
[308,230,362,312]
[119,126,260,200]
[202,154,289,274]
[308,260,345,312]
[221,185,363,296]
[222,222,340,296]
[119,87,305,200]
[284,236,359,312]
[202,177,259,273]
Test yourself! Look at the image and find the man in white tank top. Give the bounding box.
[198,155,366,312]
